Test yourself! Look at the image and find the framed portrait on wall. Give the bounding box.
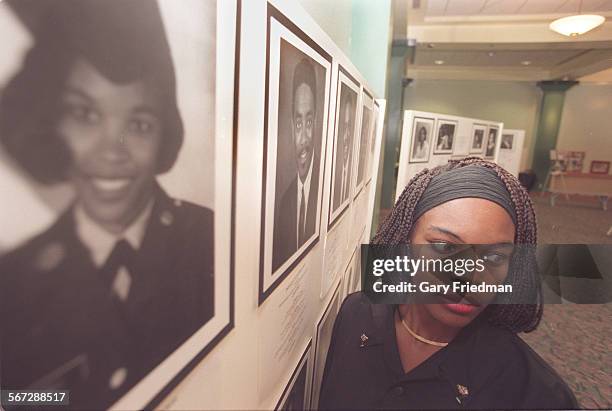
[329,66,360,227]
[366,100,380,184]
[354,89,373,198]
[470,124,487,154]
[310,280,342,409]
[409,117,434,163]
[590,161,610,175]
[259,4,332,303]
[566,151,585,172]
[433,120,457,155]
[485,126,499,159]
[342,244,361,298]
[275,341,311,410]
[0,0,238,409]
[501,134,514,150]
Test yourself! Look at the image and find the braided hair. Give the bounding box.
[373,157,542,333]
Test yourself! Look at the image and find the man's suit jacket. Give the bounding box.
[332,158,351,215]
[0,184,214,409]
[272,175,317,272]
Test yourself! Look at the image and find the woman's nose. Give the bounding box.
[99,121,130,163]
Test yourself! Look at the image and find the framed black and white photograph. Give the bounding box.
[485,126,499,158]
[409,117,434,163]
[275,342,311,411]
[310,281,342,409]
[366,101,380,184]
[342,245,361,298]
[0,0,237,409]
[329,66,359,226]
[351,246,362,294]
[470,124,487,154]
[259,5,332,303]
[501,134,514,150]
[354,89,373,198]
[433,120,457,155]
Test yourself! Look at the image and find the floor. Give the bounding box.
[524,195,611,409]
[533,194,612,244]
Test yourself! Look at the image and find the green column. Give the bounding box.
[532,80,578,188]
[379,43,410,215]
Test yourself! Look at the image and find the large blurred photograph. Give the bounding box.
[0,0,236,408]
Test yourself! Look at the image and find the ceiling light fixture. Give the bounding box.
[521,60,532,66]
[434,60,445,65]
[487,51,495,57]
[549,0,605,37]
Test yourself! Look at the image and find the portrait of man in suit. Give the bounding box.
[332,83,357,214]
[356,105,371,188]
[486,128,498,158]
[272,57,321,272]
[0,1,215,408]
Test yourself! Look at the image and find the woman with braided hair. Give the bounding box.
[319,158,577,410]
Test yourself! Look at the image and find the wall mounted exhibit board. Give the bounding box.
[158,0,386,409]
[0,0,385,410]
[396,110,504,200]
[497,129,526,177]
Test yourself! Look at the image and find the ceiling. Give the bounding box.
[579,65,612,81]
[415,48,585,67]
[426,0,612,18]
[394,0,612,81]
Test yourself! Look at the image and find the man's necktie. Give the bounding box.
[298,186,306,246]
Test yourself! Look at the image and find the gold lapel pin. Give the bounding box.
[457,384,469,396]
[360,333,369,347]
[455,384,469,404]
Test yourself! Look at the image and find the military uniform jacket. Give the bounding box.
[0,185,214,409]
[319,293,578,410]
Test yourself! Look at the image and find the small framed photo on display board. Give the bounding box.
[433,120,457,155]
[409,117,434,163]
[470,124,487,154]
[485,126,499,159]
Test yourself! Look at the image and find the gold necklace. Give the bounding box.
[400,317,449,347]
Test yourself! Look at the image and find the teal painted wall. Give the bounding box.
[350,0,392,97]
[297,0,392,97]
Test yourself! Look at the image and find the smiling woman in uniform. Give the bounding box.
[319,158,577,410]
[0,1,213,409]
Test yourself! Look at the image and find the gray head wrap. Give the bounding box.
[413,165,517,225]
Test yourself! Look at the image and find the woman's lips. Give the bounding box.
[442,302,478,315]
[91,178,132,192]
[433,293,480,315]
[87,177,133,200]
